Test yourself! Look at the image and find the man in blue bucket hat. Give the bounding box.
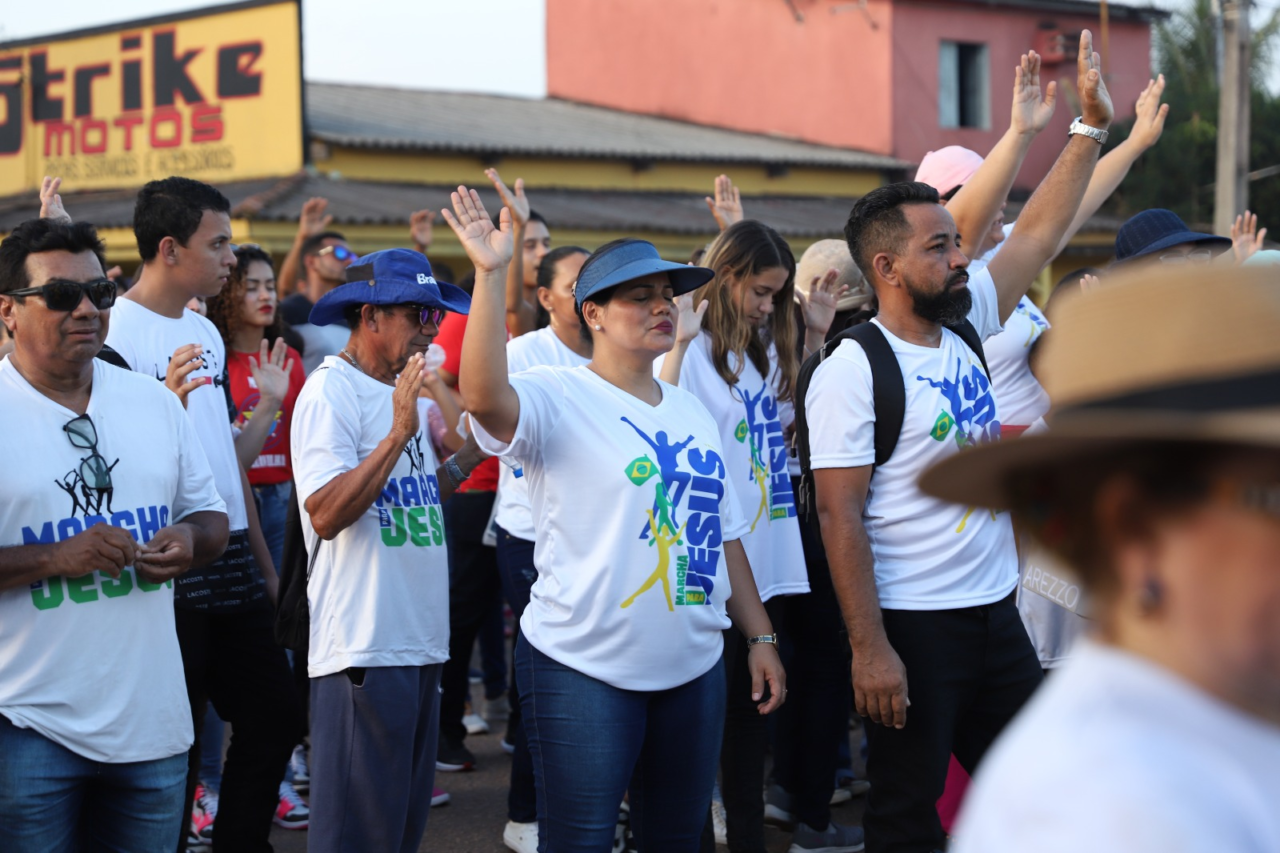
[291,248,486,853]
[1112,209,1232,267]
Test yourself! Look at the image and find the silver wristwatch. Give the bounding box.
[1068,116,1108,145]
[747,633,778,647]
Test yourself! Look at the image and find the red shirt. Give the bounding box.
[227,345,306,486]
[435,312,499,493]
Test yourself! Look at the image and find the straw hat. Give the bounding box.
[918,265,1280,508]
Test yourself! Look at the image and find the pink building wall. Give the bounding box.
[546,0,1156,187]
[546,0,897,155]
[891,1,1154,189]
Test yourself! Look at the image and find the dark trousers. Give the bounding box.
[702,598,784,853]
[440,491,502,745]
[495,526,538,824]
[771,508,851,831]
[864,592,1042,853]
[174,602,303,853]
[308,664,442,853]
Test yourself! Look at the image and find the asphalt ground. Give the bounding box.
[265,685,868,853]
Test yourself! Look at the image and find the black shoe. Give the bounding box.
[436,736,476,771]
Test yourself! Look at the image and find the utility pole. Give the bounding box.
[1215,0,1252,235]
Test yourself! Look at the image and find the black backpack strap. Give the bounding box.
[846,323,905,469]
[948,319,992,380]
[794,321,905,522]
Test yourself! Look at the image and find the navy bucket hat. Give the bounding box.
[311,248,471,326]
[1113,209,1232,266]
[575,239,714,307]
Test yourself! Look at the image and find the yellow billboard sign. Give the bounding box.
[0,0,303,196]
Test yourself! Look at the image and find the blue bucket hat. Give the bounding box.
[575,239,714,307]
[1113,209,1231,266]
[310,248,471,326]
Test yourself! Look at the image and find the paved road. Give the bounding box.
[269,712,867,853]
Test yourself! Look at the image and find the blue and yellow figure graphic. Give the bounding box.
[917,356,1001,448]
[622,417,694,528]
[620,508,686,611]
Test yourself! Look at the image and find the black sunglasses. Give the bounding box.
[63,414,115,508]
[6,278,117,312]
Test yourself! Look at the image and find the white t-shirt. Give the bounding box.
[105,298,248,532]
[494,328,590,541]
[472,366,748,691]
[953,640,1280,853]
[983,296,1050,427]
[292,356,450,678]
[665,333,808,601]
[805,268,1017,609]
[0,358,225,763]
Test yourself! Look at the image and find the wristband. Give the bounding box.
[443,456,468,488]
[747,633,777,647]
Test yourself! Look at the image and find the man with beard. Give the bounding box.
[803,31,1114,853]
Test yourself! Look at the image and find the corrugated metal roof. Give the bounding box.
[0,173,1122,241]
[305,83,913,171]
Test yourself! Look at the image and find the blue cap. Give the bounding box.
[575,239,713,307]
[1113,209,1231,266]
[310,248,471,326]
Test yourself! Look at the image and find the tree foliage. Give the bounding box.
[1105,0,1280,228]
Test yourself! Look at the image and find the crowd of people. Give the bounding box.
[1,29,1278,853]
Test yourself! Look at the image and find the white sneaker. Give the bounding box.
[463,712,491,735]
[503,820,538,853]
[711,794,728,845]
[289,744,310,792]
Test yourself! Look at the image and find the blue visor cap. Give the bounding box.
[575,240,714,307]
[1113,209,1232,266]
[310,247,471,326]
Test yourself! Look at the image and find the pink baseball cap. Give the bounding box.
[914,146,985,197]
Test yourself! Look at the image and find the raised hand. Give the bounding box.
[1128,74,1169,151]
[1077,29,1114,129]
[1080,272,1103,293]
[795,268,849,338]
[439,186,515,274]
[248,338,293,407]
[1010,51,1057,136]
[410,209,436,250]
[1232,211,1267,264]
[484,168,531,229]
[40,176,71,223]
[298,197,333,237]
[390,352,427,443]
[672,292,709,345]
[705,174,745,232]
[165,343,210,408]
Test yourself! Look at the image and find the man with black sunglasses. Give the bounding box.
[0,216,230,853]
[101,176,304,853]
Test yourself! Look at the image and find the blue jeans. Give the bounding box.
[516,636,726,853]
[495,526,538,824]
[251,481,290,573]
[0,714,187,853]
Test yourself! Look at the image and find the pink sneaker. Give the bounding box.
[431,786,451,807]
[189,783,217,846]
[274,780,310,830]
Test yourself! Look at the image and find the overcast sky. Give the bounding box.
[0,0,1252,99]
